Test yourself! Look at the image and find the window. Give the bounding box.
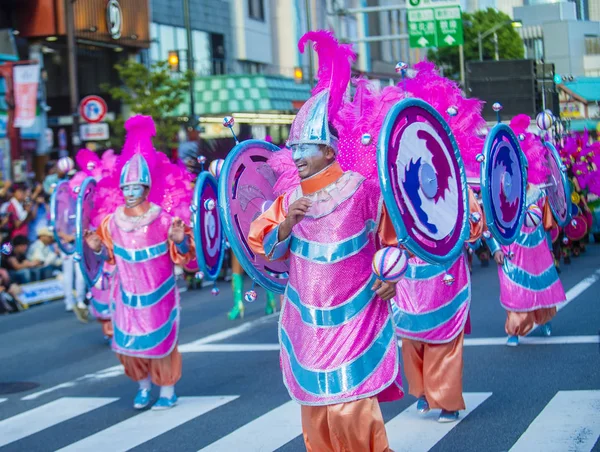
[585,35,600,55]
[248,0,265,21]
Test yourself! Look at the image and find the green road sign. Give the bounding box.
[407,4,464,49]
[408,8,437,48]
[435,6,464,47]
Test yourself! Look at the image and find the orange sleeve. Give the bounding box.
[169,225,195,266]
[378,205,398,247]
[96,215,116,265]
[542,198,556,231]
[248,195,288,257]
[467,188,484,242]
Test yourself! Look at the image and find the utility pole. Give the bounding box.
[459,44,465,87]
[305,0,314,88]
[183,0,196,126]
[64,0,79,149]
[493,31,499,61]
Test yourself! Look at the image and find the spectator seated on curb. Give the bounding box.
[28,227,62,279]
[5,235,43,284]
[0,267,22,314]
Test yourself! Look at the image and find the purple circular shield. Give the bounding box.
[378,99,469,264]
[218,140,288,294]
[544,142,571,227]
[192,172,224,281]
[481,124,527,245]
[75,177,103,287]
[50,180,77,255]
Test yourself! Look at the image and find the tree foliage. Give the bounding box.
[102,60,193,152]
[427,8,525,81]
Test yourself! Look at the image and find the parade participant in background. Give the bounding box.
[85,116,195,411]
[248,32,403,451]
[228,253,278,319]
[374,61,485,423]
[487,114,566,346]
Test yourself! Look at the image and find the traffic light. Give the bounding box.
[294,67,303,83]
[168,51,180,72]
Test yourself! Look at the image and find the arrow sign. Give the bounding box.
[444,35,456,45]
[418,36,429,47]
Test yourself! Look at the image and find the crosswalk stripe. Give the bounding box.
[0,397,118,448]
[386,392,492,452]
[509,390,600,452]
[56,396,238,452]
[199,400,301,451]
[0,398,6,404]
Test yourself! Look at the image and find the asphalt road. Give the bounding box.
[0,244,599,452]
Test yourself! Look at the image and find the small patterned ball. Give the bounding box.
[361,133,372,146]
[86,291,92,299]
[442,273,455,285]
[372,247,409,283]
[446,106,458,117]
[204,198,216,211]
[395,61,408,73]
[524,204,542,228]
[1,243,13,255]
[506,250,515,260]
[195,271,204,280]
[476,153,485,163]
[571,219,578,227]
[483,231,492,239]
[86,162,96,171]
[536,111,554,131]
[470,212,481,223]
[190,204,198,213]
[492,102,503,112]
[73,252,82,262]
[73,186,81,194]
[57,157,75,174]
[211,287,220,296]
[208,159,225,178]
[518,133,526,141]
[562,237,569,245]
[197,155,207,165]
[244,290,257,303]
[223,116,235,128]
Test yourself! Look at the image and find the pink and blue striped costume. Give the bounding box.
[487,189,566,314]
[98,204,192,359]
[89,263,116,321]
[250,172,403,406]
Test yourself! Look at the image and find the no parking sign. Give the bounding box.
[79,96,108,124]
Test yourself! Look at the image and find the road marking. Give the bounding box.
[199,400,301,451]
[0,397,117,448]
[57,396,238,452]
[386,392,492,452]
[0,398,6,404]
[509,390,600,452]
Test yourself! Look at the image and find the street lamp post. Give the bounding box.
[478,20,522,61]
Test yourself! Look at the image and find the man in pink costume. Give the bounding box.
[85,120,195,411]
[488,114,566,347]
[248,85,403,450]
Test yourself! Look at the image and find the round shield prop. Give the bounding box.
[192,171,225,281]
[480,123,528,246]
[378,98,469,264]
[544,142,571,228]
[218,140,288,293]
[564,215,588,241]
[50,180,77,255]
[75,177,103,287]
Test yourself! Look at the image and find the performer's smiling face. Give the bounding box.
[122,184,148,208]
[292,144,335,179]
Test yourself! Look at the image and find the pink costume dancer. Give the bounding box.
[249,32,403,452]
[488,114,566,346]
[86,116,195,410]
[360,62,485,423]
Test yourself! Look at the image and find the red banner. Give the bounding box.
[13,64,40,128]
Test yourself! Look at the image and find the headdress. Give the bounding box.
[120,153,151,188]
[509,114,550,185]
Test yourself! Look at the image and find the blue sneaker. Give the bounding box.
[133,388,151,410]
[506,335,519,347]
[540,322,552,337]
[438,410,459,423]
[151,394,177,411]
[416,396,430,414]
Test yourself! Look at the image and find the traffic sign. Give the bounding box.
[79,96,108,124]
[407,2,464,49]
[80,123,109,141]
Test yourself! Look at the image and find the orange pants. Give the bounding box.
[117,347,182,386]
[301,396,391,452]
[99,319,113,338]
[505,307,557,336]
[401,331,465,411]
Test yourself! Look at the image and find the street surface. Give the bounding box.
[1,245,599,451]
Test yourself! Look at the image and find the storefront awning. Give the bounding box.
[569,118,600,132]
[179,74,312,116]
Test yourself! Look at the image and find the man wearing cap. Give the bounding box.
[85,151,195,411]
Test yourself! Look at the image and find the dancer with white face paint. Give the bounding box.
[85,116,195,411]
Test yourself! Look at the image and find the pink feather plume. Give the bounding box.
[508,114,550,185]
